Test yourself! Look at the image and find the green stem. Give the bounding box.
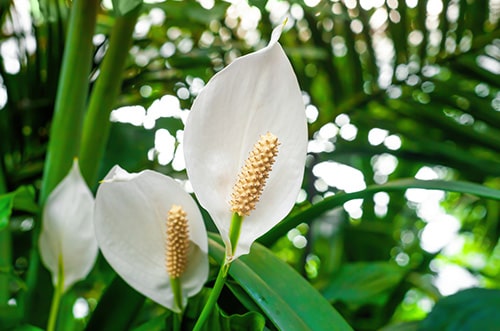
[40,0,100,205]
[173,312,181,331]
[46,257,64,331]
[170,276,183,331]
[192,261,230,331]
[79,7,140,188]
[228,213,244,256]
[192,212,244,330]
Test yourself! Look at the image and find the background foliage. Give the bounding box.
[0,0,499,330]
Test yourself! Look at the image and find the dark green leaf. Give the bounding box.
[184,288,266,331]
[12,325,44,331]
[83,275,145,331]
[130,313,168,331]
[419,288,500,331]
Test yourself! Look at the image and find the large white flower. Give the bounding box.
[183,24,307,259]
[93,165,209,313]
[39,160,98,292]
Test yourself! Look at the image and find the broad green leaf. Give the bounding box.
[321,262,406,307]
[260,179,500,245]
[208,233,353,331]
[111,0,142,16]
[419,288,500,331]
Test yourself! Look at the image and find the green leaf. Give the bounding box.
[321,262,406,307]
[112,0,142,16]
[0,186,38,229]
[12,325,44,331]
[419,288,500,331]
[380,321,420,331]
[208,233,353,331]
[130,313,169,331]
[184,288,265,331]
[260,179,500,246]
[83,275,145,331]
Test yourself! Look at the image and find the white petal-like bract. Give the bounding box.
[94,166,209,312]
[184,24,307,258]
[39,160,98,292]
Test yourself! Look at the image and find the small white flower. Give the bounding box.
[39,160,98,292]
[94,165,209,313]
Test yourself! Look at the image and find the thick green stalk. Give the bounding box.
[27,0,99,326]
[79,7,140,187]
[39,0,100,205]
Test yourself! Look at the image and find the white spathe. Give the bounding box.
[39,160,98,292]
[94,165,209,313]
[183,24,307,259]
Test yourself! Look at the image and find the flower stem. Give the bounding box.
[193,213,242,330]
[47,257,64,331]
[228,213,244,256]
[170,276,183,331]
[192,260,230,331]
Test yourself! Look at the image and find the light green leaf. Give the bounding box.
[208,233,353,331]
[260,179,500,245]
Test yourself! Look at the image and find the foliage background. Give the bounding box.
[0,0,500,330]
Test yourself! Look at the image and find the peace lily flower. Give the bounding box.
[184,23,307,260]
[93,165,209,313]
[39,159,98,293]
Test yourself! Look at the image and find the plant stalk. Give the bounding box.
[79,7,140,187]
[40,0,100,205]
[28,0,99,326]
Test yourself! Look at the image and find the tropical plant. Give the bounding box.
[0,0,499,330]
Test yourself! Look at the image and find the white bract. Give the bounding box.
[39,160,98,292]
[184,24,307,259]
[94,166,209,313]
